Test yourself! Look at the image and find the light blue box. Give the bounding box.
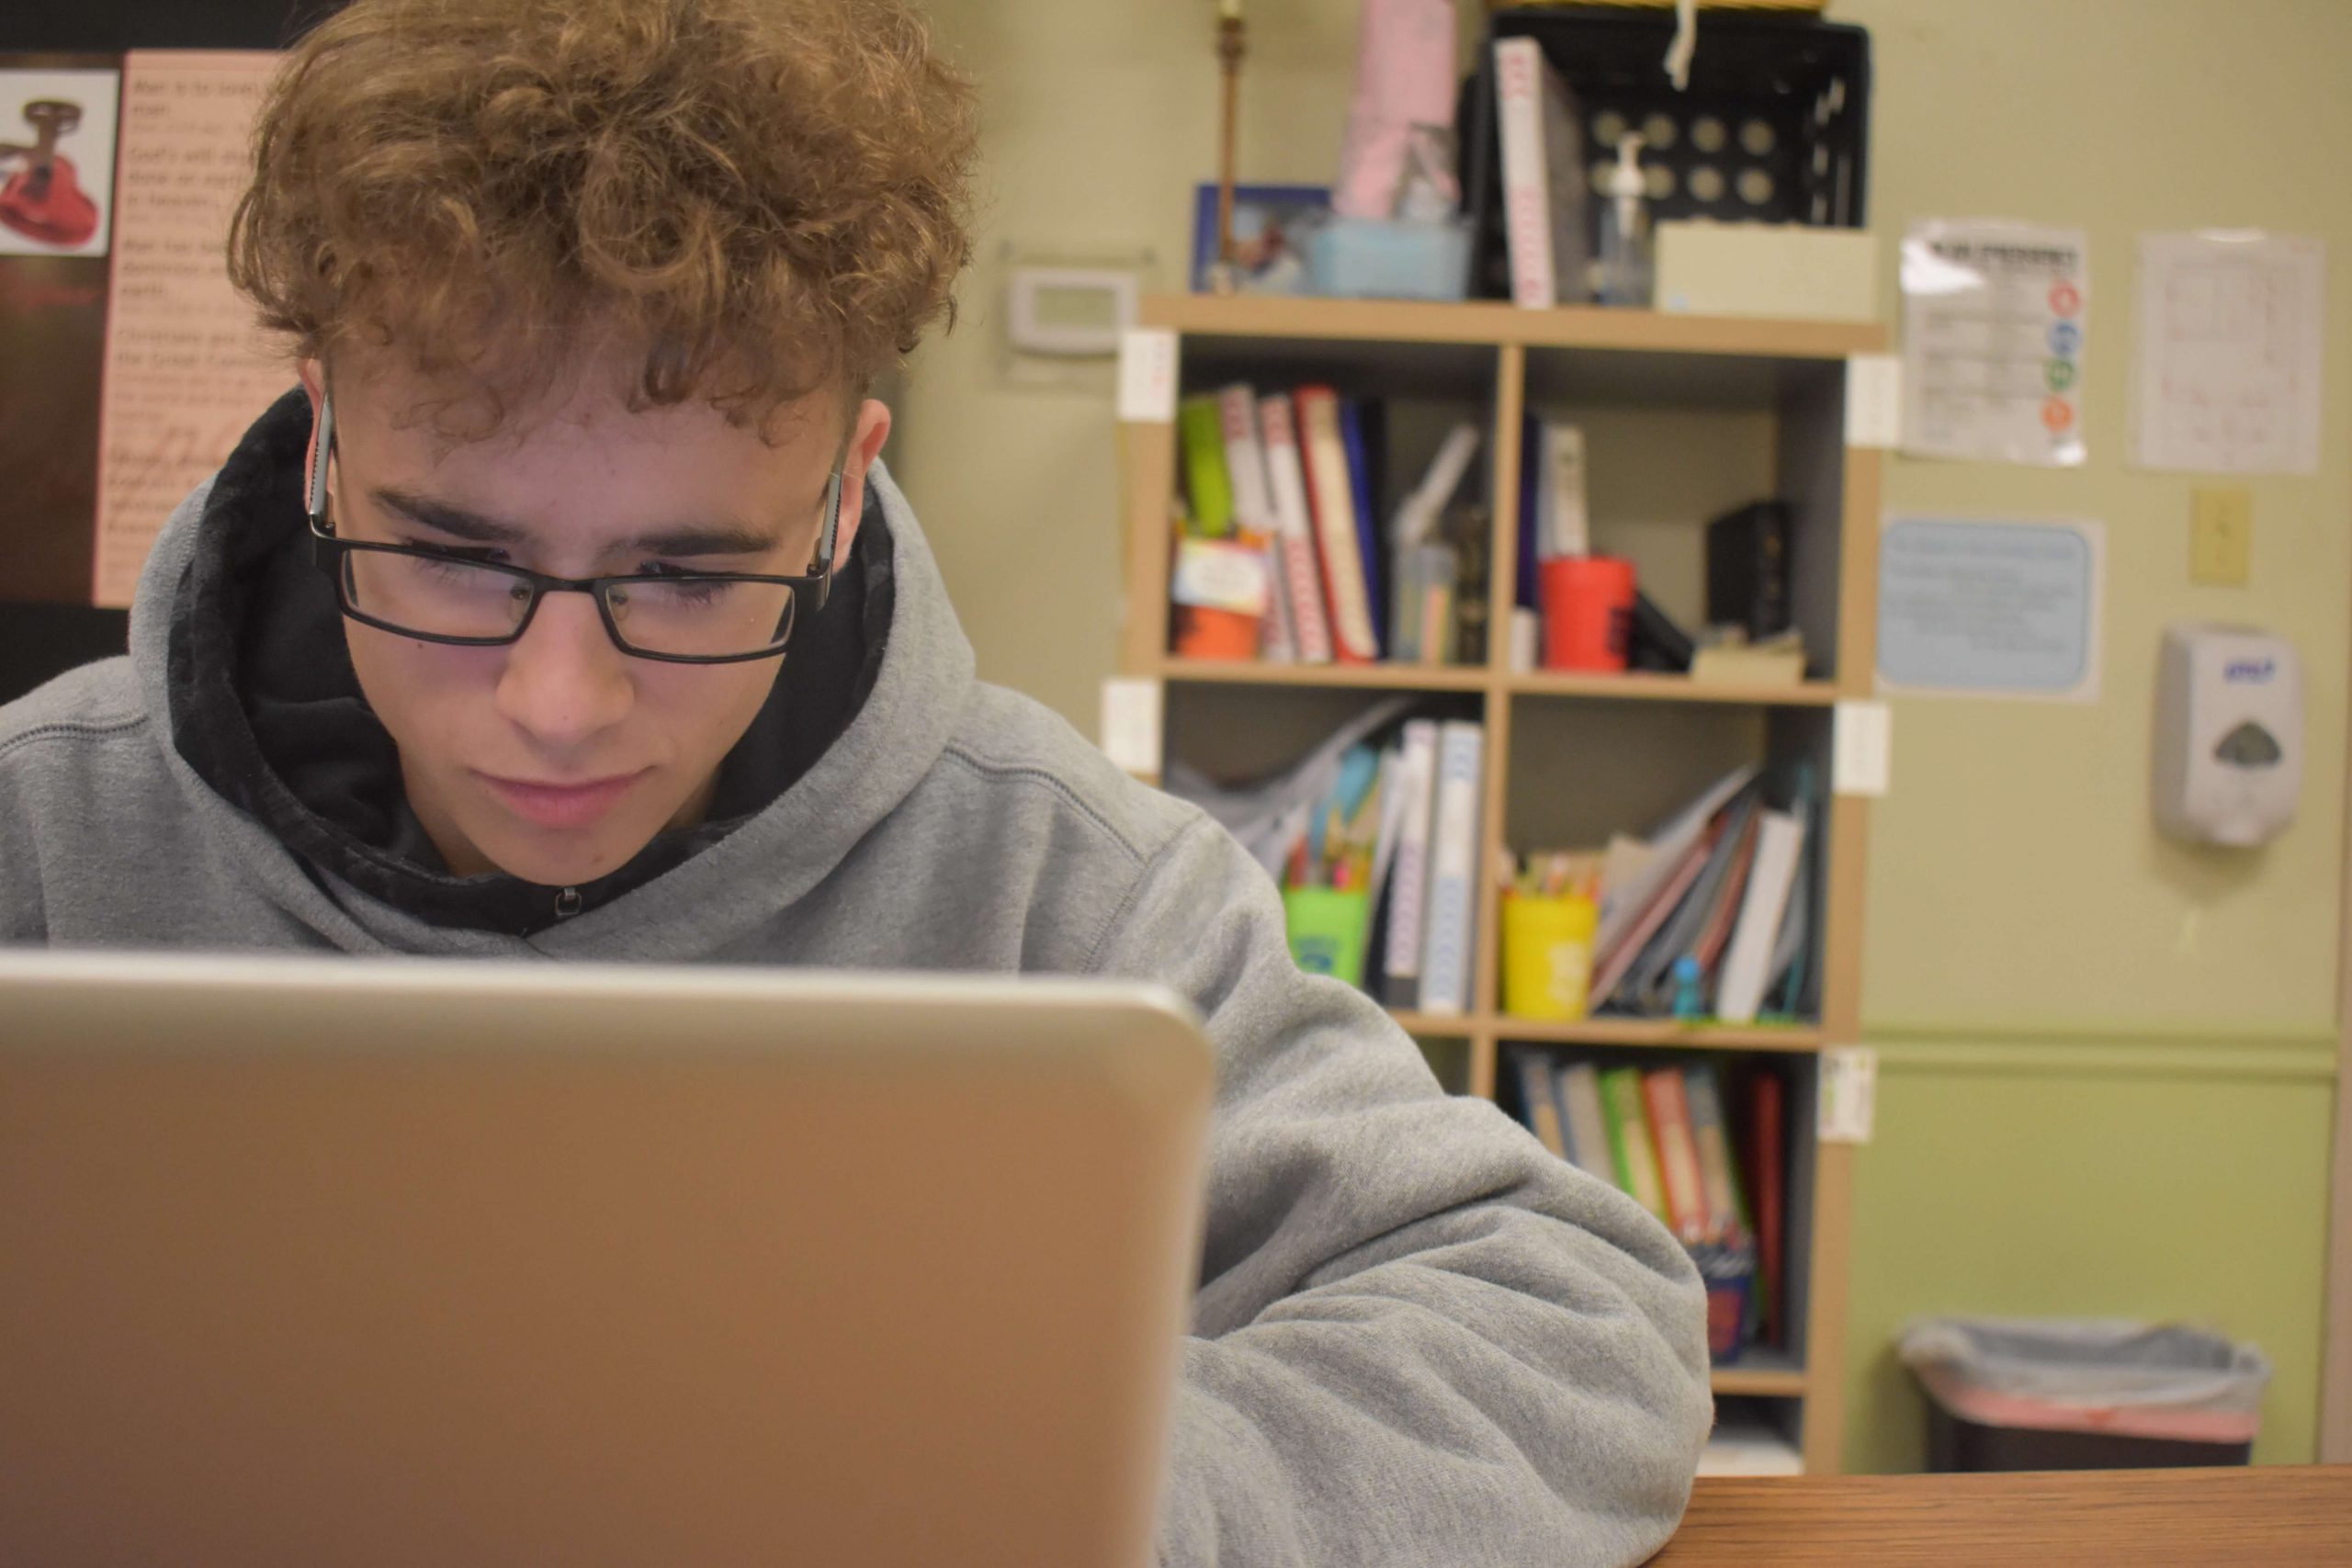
[1305,218,1471,302]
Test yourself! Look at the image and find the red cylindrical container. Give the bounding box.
[1540,556,1636,671]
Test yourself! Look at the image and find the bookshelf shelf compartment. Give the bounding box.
[1387,1009,1479,1038]
[1508,672,1838,707]
[1491,1018,1827,1054]
[1710,1355,1808,1398]
[1156,662,1840,707]
[1141,294,1881,363]
[1157,659,1489,694]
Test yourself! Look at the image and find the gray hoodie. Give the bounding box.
[0,424,1710,1563]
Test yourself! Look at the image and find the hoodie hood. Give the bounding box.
[127,391,977,958]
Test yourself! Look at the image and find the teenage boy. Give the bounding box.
[0,3,1709,1562]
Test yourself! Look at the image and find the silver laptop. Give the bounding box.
[0,950,1214,1568]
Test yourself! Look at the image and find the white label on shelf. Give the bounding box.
[1115,327,1179,423]
[1845,354,1903,449]
[1833,700,1892,797]
[1818,1047,1879,1145]
[1099,677,1163,776]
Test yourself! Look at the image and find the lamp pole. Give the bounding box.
[1211,0,1247,294]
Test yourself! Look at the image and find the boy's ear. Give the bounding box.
[828,397,894,570]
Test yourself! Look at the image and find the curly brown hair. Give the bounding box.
[229,0,978,434]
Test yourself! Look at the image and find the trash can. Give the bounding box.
[1895,1316,2270,1472]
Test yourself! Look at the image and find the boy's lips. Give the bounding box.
[476,769,649,829]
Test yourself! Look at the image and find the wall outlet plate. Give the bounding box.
[2190,488,2252,586]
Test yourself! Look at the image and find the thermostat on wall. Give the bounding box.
[1006,265,1137,357]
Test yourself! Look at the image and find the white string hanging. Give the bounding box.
[1666,0,1698,90]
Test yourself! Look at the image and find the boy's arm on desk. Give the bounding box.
[1650,1467,2352,1567]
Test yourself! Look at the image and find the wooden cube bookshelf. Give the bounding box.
[1116,293,1883,1474]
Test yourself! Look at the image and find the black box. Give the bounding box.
[1705,499,1792,642]
[1460,6,1871,302]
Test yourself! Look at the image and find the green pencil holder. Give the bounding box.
[1282,886,1371,988]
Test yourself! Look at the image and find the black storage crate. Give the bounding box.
[1461,6,1871,302]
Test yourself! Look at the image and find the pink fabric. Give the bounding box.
[1331,0,1457,220]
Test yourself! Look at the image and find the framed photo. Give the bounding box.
[0,65,121,257]
[1190,183,1329,296]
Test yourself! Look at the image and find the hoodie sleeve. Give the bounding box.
[1086,815,1712,1568]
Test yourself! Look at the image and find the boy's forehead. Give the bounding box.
[327,344,848,461]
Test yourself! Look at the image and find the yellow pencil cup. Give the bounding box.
[1501,893,1599,1021]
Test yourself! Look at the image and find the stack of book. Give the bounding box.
[1570,762,1822,1024]
[1170,383,1484,666]
[1505,1049,1792,1361]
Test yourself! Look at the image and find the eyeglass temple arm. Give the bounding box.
[307,389,336,519]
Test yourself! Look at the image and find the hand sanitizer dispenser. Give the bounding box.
[2153,625,2301,848]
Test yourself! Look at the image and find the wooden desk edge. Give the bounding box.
[1648,1466,2352,1566]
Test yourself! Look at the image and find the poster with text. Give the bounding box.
[0,66,119,258]
[1877,516,2104,703]
[1900,220,2087,468]
[93,50,288,608]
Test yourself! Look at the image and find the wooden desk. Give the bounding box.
[1649,1466,2352,1566]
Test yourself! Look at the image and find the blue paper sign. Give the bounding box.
[1878,518,2102,699]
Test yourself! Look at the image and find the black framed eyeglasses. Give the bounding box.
[305,389,842,664]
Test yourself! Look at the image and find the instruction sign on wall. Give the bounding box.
[1900,220,2087,468]
[1878,517,2105,703]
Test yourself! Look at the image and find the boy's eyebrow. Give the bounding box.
[369,487,785,558]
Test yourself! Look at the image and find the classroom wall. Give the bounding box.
[895,0,2352,1467]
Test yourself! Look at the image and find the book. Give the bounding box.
[1767,763,1821,1018]
[1364,744,1408,946]
[1598,1065,1669,1225]
[1379,719,1441,1009]
[1339,399,1386,649]
[1554,1061,1614,1184]
[1538,420,1589,558]
[1514,409,1542,610]
[1216,384,1291,661]
[1177,397,1235,537]
[1294,386,1382,662]
[1705,499,1793,641]
[1682,1063,1747,1245]
[1643,1066,1708,1245]
[1623,794,1756,1013]
[1492,36,1587,310]
[1416,718,1484,1015]
[1717,808,1807,1024]
[1690,805,1764,980]
[1744,1067,1786,1345]
[1630,590,1697,674]
[1588,816,1721,1008]
[1510,1045,1567,1160]
[1595,764,1758,959]
[1258,393,1336,663]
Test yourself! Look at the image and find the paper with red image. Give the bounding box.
[93,51,288,607]
[0,68,119,258]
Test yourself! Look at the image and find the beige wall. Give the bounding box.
[894,0,2352,1465]
[896,0,1385,726]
